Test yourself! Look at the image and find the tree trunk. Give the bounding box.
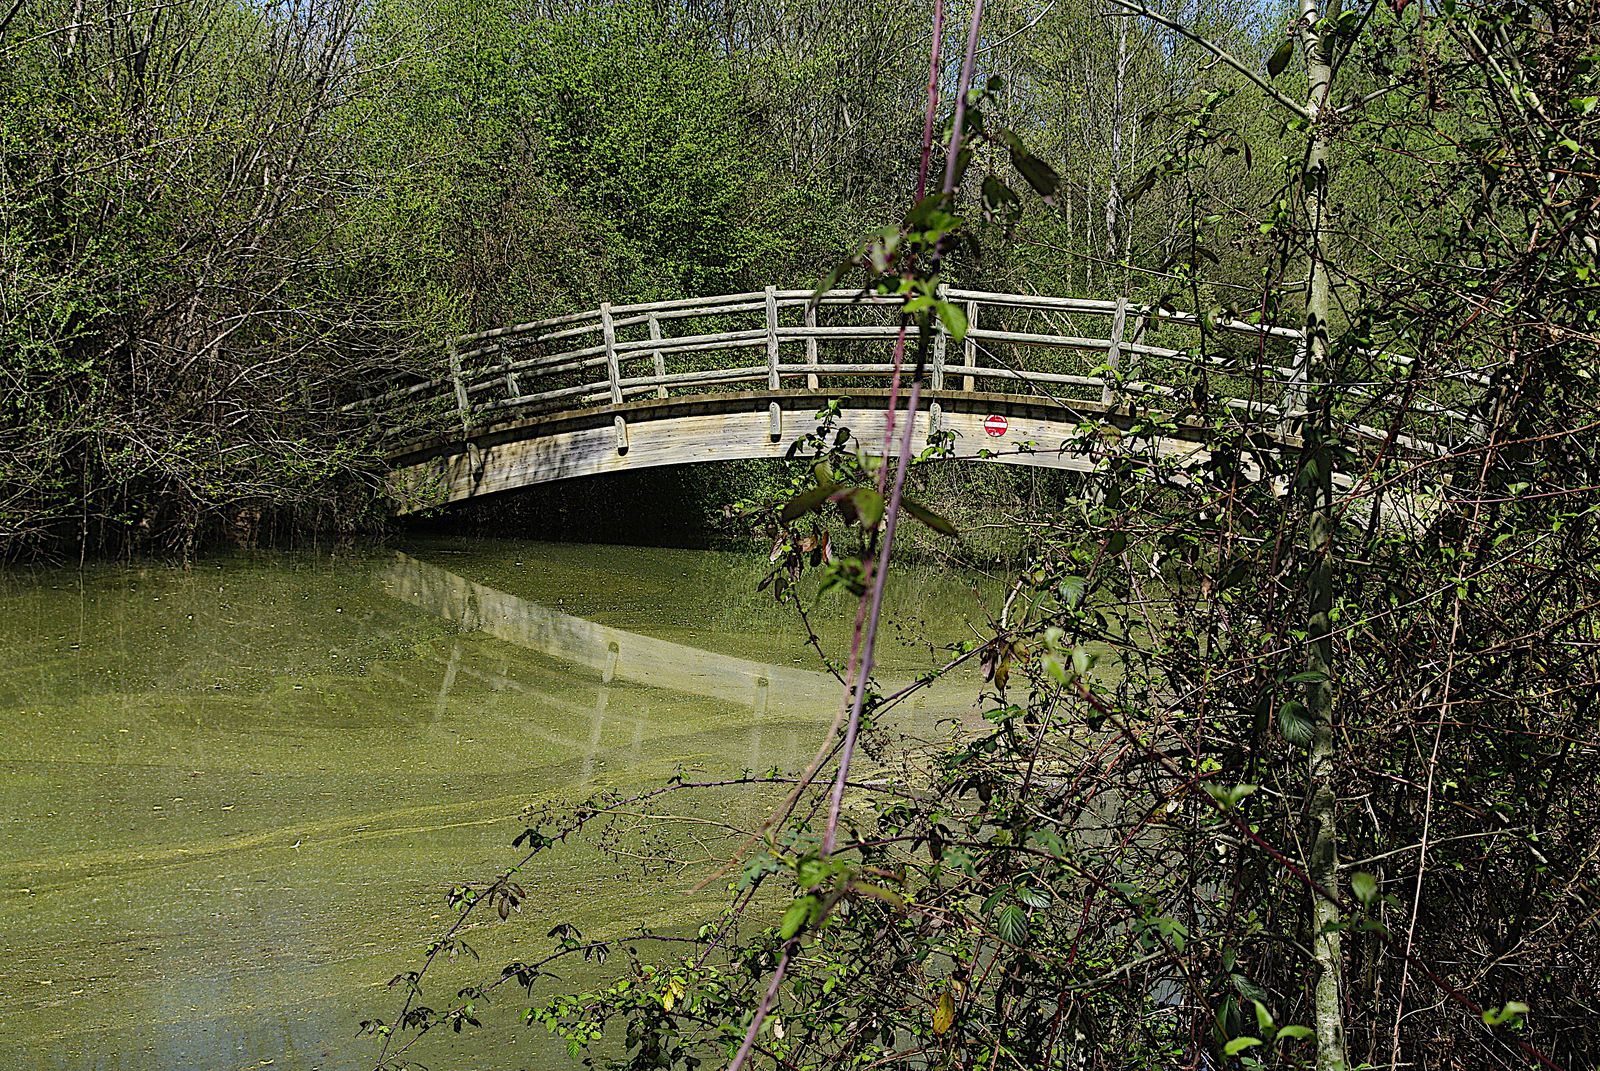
[1103,13,1129,272]
[1297,1,1346,1068]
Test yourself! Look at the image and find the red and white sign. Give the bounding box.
[983,414,1008,437]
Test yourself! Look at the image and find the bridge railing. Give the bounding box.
[357,286,1491,457]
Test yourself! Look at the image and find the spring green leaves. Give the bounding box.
[776,851,907,942]
[1266,38,1295,80]
[1481,1001,1530,1029]
[778,460,958,538]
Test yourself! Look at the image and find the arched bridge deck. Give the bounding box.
[361,287,1488,512]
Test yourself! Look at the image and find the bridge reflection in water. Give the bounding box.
[379,552,878,780]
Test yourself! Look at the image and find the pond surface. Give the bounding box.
[0,539,990,1070]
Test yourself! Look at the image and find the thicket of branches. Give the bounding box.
[363,1,1599,1070]
[5,0,1338,558]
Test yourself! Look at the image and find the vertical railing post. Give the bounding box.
[1129,310,1148,387]
[929,285,949,436]
[766,286,783,440]
[804,301,819,391]
[1281,331,1309,438]
[648,311,667,399]
[765,286,781,391]
[601,302,622,405]
[601,302,627,452]
[447,341,471,435]
[499,339,520,403]
[1101,296,1128,406]
[962,300,980,391]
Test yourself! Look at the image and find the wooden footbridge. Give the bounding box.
[361,286,1486,512]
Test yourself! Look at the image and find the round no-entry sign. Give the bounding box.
[983,414,1008,437]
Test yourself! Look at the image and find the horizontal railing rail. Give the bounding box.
[353,285,1494,457]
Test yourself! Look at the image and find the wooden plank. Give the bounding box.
[942,365,1105,390]
[784,289,903,307]
[537,320,608,343]
[502,352,610,380]
[391,406,1209,512]
[648,312,667,399]
[613,301,766,328]
[946,288,1123,313]
[517,342,609,368]
[765,286,781,390]
[777,362,901,375]
[804,302,819,390]
[968,327,1117,350]
[620,365,769,390]
[606,290,767,317]
[610,328,766,356]
[601,302,622,405]
[450,307,600,347]
[1152,308,1303,340]
[775,325,901,341]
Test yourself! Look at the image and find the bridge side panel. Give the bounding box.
[389,403,1211,512]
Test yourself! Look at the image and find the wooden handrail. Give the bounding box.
[354,285,1490,454]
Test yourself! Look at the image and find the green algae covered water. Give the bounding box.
[0,539,990,1070]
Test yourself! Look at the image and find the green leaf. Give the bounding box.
[981,175,1022,224]
[995,903,1029,945]
[1350,871,1378,905]
[1206,783,1258,810]
[780,482,835,524]
[1275,1024,1315,1043]
[933,990,956,1035]
[1224,1036,1262,1056]
[796,855,835,888]
[779,896,814,939]
[1124,167,1159,205]
[903,193,950,229]
[850,487,885,530]
[1278,700,1314,746]
[904,499,959,537]
[1011,152,1060,197]
[1016,886,1051,909]
[813,258,854,303]
[937,299,968,342]
[1482,1001,1529,1028]
[852,881,906,909]
[1266,38,1294,78]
